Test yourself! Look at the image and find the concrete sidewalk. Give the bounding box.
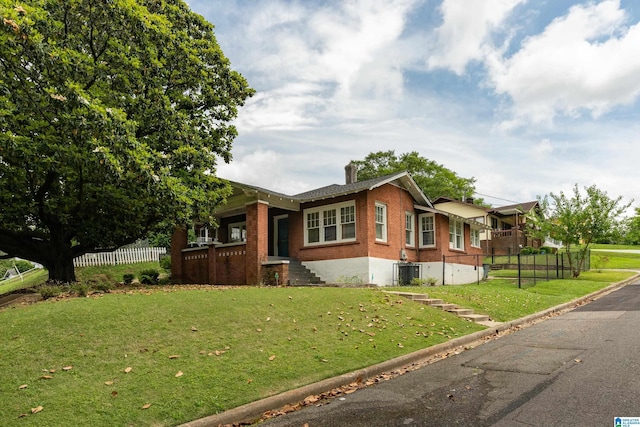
[179,274,640,427]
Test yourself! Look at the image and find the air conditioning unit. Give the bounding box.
[400,249,408,261]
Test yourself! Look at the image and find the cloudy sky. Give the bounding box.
[186,0,640,209]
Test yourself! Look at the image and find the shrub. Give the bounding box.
[123,274,135,285]
[159,255,171,271]
[92,282,113,293]
[139,269,160,285]
[14,260,35,272]
[72,282,89,297]
[38,284,63,299]
[410,277,438,286]
[520,246,539,255]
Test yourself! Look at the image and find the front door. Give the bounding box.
[275,216,289,257]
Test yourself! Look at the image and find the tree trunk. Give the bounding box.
[43,239,77,283]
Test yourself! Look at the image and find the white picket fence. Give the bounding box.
[73,247,167,267]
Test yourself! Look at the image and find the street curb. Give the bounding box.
[179,274,640,427]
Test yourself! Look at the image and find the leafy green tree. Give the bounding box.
[0,1,253,282]
[621,207,640,245]
[526,184,631,277]
[351,150,480,202]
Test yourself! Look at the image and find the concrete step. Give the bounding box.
[431,303,458,311]
[413,298,444,305]
[448,307,474,316]
[460,313,491,323]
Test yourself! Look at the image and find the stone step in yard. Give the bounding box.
[385,291,493,325]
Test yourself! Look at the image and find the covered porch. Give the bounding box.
[171,182,301,285]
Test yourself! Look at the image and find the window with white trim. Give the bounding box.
[405,212,415,247]
[419,214,435,247]
[228,222,247,243]
[304,201,356,245]
[450,218,464,250]
[375,203,387,242]
[471,228,480,248]
[341,205,356,239]
[323,208,337,241]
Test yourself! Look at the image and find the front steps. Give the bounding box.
[385,291,492,324]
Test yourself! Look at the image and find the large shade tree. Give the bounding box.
[351,150,480,202]
[0,1,254,281]
[526,184,631,277]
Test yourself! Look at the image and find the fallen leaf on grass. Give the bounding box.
[168,355,180,359]
[191,326,198,332]
[247,379,253,384]
[112,391,118,397]
[142,403,152,410]
[40,375,53,380]
[62,366,73,371]
[269,355,276,361]
[19,384,28,390]
[31,406,43,414]
[124,367,132,373]
[175,371,183,378]
[105,381,114,386]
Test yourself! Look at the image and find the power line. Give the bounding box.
[473,192,521,205]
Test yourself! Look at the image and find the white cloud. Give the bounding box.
[217,149,312,195]
[489,0,640,126]
[220,0,419,132]
[428,0,527,74]
[532,138,553,160]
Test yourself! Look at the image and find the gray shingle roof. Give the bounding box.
[293,174,402,201]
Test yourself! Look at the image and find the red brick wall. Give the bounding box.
[181,248,209,284]
[290,192,369,262]
[366,185,416,261]
[262,263,289,286]
[290,186,419,263]
[215,245,247,285]
[417,216,483,266]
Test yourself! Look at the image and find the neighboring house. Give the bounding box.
[433,197,542,256]
[171,164,489,286]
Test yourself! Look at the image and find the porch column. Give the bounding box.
[245,201,269,285]
[170,226,188,283]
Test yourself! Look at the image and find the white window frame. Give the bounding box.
[375,202,387,242]
[419,214,435,248]
[405,212,415,247]
[471,228,481,248]
[228,221,247,243]
[449,218,464,250]
[304,201,356,246]
[340,205,356,240]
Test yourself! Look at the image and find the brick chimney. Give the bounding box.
[345,162,358,184]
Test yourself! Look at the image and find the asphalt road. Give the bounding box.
[261,282,640,427]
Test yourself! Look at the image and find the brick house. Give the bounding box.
[171,164,489,286]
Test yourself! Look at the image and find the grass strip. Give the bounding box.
[393,270,635,322]
[0,269,49,296]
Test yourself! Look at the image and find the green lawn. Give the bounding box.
[0,257,636,426]
[0,287,485,426]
